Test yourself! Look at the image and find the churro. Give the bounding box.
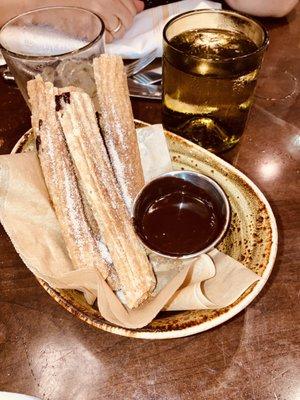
[27,76,110,288]
[93,55,144,211]
[56,90,155,308]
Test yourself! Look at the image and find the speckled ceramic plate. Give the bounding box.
[12,121,277,339]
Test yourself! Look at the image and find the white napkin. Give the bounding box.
[106,0,221,59]
[137,124,172,182]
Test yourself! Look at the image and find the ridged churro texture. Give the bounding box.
[93,55,145,211]
[27,76,110,291]
[28,75,156,309]
[57,91,155,308]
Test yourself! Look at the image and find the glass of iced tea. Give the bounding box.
[0,7,105,104]
[162,10,269,153]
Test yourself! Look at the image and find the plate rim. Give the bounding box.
[12,124,278,339]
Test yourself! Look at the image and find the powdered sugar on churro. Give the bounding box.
[29,66,155,308]
[62,162,85,252]
[95,99,133,210]
[59,87,155,308]
[93,55,144,213]
[28,76,110,281]
[96,239,113,265]
[108,142,132,211]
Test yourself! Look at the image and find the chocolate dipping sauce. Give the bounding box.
[133,175,228,257]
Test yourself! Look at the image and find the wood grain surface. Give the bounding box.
[0,4,299,400]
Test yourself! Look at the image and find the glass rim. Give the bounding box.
[0,6,105,60]
[163,9,269,63]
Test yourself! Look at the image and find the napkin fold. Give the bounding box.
[0,125,260,329]
[106,0,221,59]
[137,124,172,182]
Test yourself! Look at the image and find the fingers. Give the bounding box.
[105,31,114,44]
[114,0,135,30]
[120,0,138,16]
[133,0,145,12]
[89,0,139,42]
[106,14,126,40]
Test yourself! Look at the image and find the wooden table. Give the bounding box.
[0,6,299,400]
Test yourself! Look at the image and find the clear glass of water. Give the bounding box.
[0,7,105,103]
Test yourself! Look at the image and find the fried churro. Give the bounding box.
[27,76,110,288]
[56,91,155,308]
[93,55,144,211]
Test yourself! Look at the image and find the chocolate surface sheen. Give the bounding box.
[134,176,226,257]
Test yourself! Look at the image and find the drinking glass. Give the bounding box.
[162,10,269,153]
[0,7,105,103]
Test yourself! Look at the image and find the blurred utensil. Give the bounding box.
[127,78,162,100]
[133,70,162,86]
[2,69,162,100]
[125,50,157,77]
[1,51,157,83]
[2,68,14,81]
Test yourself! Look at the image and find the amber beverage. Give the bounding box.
[162,10,269,153]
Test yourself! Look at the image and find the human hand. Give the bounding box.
[87,0,145,42]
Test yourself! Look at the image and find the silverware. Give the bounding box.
[2,72,163,100]
[1,69,163,100]
[124,50,157,77]
[1,69,163,99]
[127,78,162,100]
[2,68,14,81]
[132,70,162,86]
[1,50,157,82]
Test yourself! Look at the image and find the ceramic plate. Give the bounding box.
[12,122,277,339]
